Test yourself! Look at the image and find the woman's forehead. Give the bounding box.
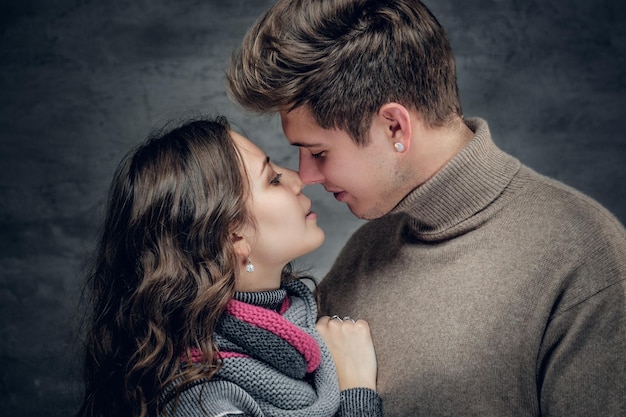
[230,130,267,173]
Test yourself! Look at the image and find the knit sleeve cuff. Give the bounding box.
[338,387,383,417]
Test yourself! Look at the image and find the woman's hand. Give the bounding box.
[316,315,377,391]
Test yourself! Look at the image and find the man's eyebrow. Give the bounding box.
[290,142,322,148]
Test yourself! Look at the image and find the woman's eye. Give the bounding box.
[270,173,283,185]
[311,151,325,159]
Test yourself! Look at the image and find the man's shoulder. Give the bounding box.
[517,165,625,236]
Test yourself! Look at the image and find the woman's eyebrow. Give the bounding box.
[259,155,270,175]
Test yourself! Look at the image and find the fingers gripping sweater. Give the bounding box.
[166,279,382,417]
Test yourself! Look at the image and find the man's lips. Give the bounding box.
[333,191,348,202]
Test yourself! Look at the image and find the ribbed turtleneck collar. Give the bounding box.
[233,287,288,311]
[392,118,521,237]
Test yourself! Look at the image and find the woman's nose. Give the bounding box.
[284,167,304,193]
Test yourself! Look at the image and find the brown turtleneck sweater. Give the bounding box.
[318,118,626,416]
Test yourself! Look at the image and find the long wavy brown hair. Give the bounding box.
[77,116,256,417]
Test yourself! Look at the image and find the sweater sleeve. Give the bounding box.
[337,388,383,417]
[537,278,626,416]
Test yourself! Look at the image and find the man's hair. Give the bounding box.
[227,0,462,145]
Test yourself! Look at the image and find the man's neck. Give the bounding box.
[408,115,474,186]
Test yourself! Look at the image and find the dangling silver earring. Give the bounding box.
[393,142,405,152]
[245,257,255,273]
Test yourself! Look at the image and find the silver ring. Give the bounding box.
[329,315,343,322]
[343,316,356,323]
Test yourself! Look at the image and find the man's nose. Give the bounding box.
[298,148,324,185]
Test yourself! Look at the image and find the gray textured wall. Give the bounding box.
[1,0,624,416]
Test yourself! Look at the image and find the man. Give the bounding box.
[226,0,626,415]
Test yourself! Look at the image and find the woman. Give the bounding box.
[77,116,381,417]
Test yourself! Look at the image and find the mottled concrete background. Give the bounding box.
[1,0,624,415]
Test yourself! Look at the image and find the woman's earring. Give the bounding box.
[393,142,405,152]
[245,257,255,273]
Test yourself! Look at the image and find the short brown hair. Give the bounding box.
[227,0,462,144]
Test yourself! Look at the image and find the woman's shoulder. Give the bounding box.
[165,378,260,416]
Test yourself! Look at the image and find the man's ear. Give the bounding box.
[378,103,412,152]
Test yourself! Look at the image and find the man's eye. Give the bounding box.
[270,173,283,185]
[311,151,325,159]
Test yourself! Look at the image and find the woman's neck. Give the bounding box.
[235,263,285,292]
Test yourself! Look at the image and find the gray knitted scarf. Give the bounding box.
[168,279,341,417]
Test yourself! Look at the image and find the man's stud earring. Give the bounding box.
[393,142,405,152]
[245,257,255,273]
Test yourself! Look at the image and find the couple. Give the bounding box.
[77,1,626,416]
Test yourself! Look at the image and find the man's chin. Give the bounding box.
[347,204,384,220]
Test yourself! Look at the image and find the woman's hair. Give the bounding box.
[226,0,462,145]
[77,117,259,417]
